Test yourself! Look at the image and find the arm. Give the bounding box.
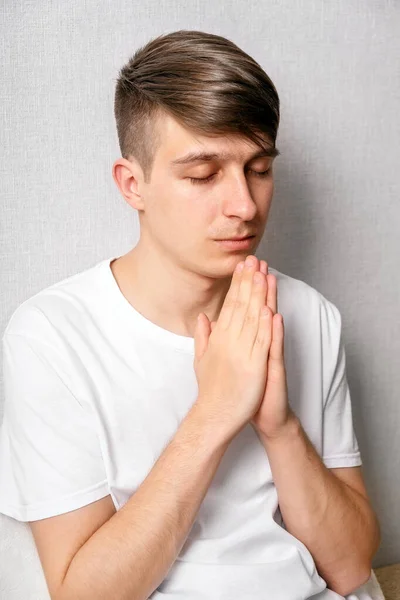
[56,401,232,600]
[257,415,381,597]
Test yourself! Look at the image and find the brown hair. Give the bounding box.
[113,29,280,183]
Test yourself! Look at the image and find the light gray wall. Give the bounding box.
[1,1,399,598]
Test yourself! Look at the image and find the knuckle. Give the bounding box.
[234,297,246,311]
[253,334,267,349]
[244,311,258,327]
[224,296,236,309]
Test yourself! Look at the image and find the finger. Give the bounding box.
[268,312,284,362]
[229,256,260,336]
[217,260,246,329]
[259,260,267,276]
[259,259,277,315]
[239,270,267,347]
[252,304,273,360]
[259,260,269,309]
[267,273,277,315]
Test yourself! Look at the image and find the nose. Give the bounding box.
[221,173,258,221]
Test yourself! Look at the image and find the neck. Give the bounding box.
[110,239,233,338]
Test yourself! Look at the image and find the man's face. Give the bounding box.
[133,113,276,277]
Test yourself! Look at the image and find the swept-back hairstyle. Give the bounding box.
[114,29,280,183]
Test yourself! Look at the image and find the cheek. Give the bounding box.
[153,179,218,231]
[182,187,219,222]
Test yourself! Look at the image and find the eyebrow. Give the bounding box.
[170,146,280,166]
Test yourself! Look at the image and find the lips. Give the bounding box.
[223,235,255,241]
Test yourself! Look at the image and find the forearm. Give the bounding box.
[57,401,231,600]
[258,416,379,596]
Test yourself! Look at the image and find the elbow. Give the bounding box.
[329,564,374,597]
[371,513,382,557]
[327,512,382,597]
[334,512,382,597]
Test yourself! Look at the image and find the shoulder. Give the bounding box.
[3,259,107,341]
[267,265,340,325]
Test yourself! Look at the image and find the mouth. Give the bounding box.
[218,235,256,241]
[214,235,256,250]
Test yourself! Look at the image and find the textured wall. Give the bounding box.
[1,1,399,598]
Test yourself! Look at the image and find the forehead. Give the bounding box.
[153,112,277,167]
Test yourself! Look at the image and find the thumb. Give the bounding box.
[194,312,212,364]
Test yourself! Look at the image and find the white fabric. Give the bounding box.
[0,256,373,599]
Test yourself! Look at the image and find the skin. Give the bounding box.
[111,111,278,340]
[205,257,292,439]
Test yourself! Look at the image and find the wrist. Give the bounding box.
[256,411,301,446]
[182,399,235,451]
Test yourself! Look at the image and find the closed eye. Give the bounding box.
[188,168,271,185]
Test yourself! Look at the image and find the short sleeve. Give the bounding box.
[0,330,110,522]
[320,299,363,469]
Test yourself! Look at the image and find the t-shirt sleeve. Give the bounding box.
[319,298,363,469]
[0,328,110,522]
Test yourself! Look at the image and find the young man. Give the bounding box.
[0,30,380,600]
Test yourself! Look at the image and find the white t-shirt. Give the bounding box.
[0,256,365,599]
